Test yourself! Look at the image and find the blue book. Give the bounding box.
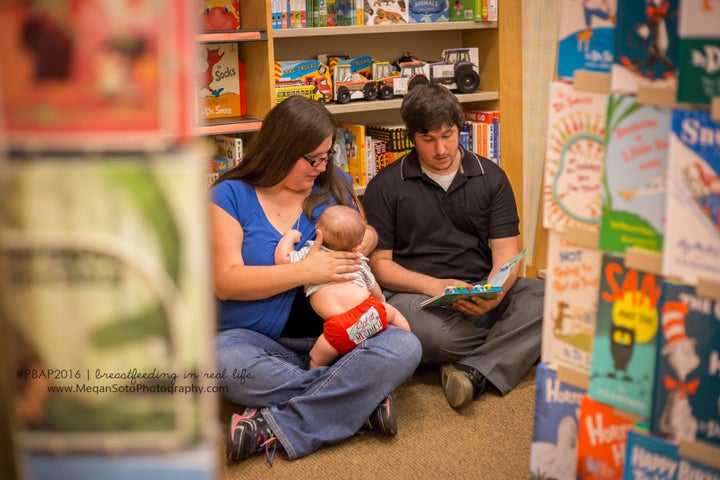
[623,429,679,480]
[588,252,663,418]
[650,281,720,449]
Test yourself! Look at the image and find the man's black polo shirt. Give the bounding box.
[362,147,519,283]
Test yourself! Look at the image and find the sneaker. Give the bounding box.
[226,408,278,465]
[440,363,487,409]
[362,394,397,436]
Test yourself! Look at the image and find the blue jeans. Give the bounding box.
[215,326,421,459]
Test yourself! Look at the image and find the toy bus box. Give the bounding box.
[198,0,241,31]
[198,42,247,120]
[408,0,449,23]
[450,0,482,22]
[337,55,374,80]
[0,0,195,151]
[274,59,333,102]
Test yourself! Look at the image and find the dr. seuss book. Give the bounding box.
[543,82,608,234]
[609,0,679,95]
[542,230,602,375]
[622,428,680,480]
[599,95,670,255]
[675,0,720,106]
[662,108,720,285]
[421,249,526,308]
[0,0,195,151]
[198,42,247,121]
[576,394,638,480]
[650,281,720,449]
[530,363,587,480]
[588,253,663,418]
[1,153,216,453]
[556,0,617,81]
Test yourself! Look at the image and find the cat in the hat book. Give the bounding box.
[650,281,720,448]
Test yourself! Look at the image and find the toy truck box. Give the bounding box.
[274,59,333,102]
[198,42,247,120]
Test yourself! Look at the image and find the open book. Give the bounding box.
[420,249,527,308]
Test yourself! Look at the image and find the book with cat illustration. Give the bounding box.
[588,252,663,418]
[421,249,526,308]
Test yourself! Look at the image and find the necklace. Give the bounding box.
[257,187,303,232]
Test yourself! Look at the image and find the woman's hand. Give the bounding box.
[302,229,362,284]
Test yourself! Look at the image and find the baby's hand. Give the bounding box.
[284,229,302,244]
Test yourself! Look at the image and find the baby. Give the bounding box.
[275,205,411,368]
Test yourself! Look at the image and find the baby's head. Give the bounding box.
[317,205,366,251]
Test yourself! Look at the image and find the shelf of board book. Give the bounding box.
[531,1,720,478]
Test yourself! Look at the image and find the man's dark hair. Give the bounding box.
[400,83,465,139]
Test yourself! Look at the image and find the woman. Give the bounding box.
[209,96,421,464]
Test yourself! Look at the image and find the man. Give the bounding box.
[361,82,544,409]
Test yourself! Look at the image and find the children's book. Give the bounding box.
[366,0,408,25]
[408,0,449,23]
[556,0,616,81]
[338,122,367,186]
[421,249,526,308]
[650,281,720,449]
[0,0,195,151]
[588,253,663,419]
[598,95,670,255]
[675,0,720,106]
[662,108,720,286]
[622,428,679,480]
[576,394,638,480]
[541,230,602,375]
[198,42,247,121]
[543,82,609,234]
[3,152,216,453]
[529,363,587,480]
[609,0,679,95]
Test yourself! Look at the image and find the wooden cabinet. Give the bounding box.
[195,0,526,247]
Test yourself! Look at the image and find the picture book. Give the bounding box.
[0,0,195,151]
[530,362,587,480]
[576,394,638,480]
[598,95,670,255]
[677,0,720,38]
[333,126,350,174]
[541,230,602,375]
[609,0,679,95]
[650,281,720,449]
[408,0,449,22]
[588,252,663,418]
[366,0,408,25]
[421,249,526,308]
[543,81,609,234]
[198,0,241,31]
[198,42,247,121]
[2,152,216,453]
[450,0,482,22]
[556,0,616,81]
[622,428,679,480]
[338,122,367,186]
[676,37,720,107]
[662,108,720,286]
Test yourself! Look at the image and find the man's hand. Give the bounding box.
[452,292,503,316]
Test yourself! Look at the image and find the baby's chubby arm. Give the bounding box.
[274,229,302,265]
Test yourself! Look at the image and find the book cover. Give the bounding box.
[650,281,720,449]
[541,230,602,375]
[662,108,720,286]
[543,82,608,234]
[408,0,450,23]
[2,152,216,453]
[0,0,195,151]
[556,0,617,80]
[213,134,243,166]
[576,394,638,480]
[622,428,679,480]
[676,37,720,106]
[529,362,586,480]
[198,0,241,31]
[599,95,670,255]
[338,122,367,186]
[677,0,720,38]
[450,0,481,22]
[366,0,409,25]
[198,42,247,121]
[421,249,526,308]
[588,253,663,418]
[333,126,349,174]
[609,0,679,95]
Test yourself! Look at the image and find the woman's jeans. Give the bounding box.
[215,326,421,459]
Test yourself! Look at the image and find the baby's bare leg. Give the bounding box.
[309,334,341,368]
[384,302,411,332]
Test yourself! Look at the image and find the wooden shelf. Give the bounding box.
[325,91,499,115]
[195,116,263,136]
[196,30,267,43]
[272,21,497,38]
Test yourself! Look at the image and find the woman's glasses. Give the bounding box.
[302,149,335,167]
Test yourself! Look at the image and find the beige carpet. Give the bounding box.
[217,364,537,480]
